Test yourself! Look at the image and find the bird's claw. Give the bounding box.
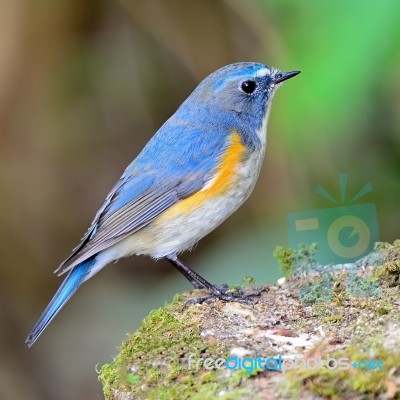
[184,286,265,306]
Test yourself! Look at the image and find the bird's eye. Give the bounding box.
[240,80,257,94]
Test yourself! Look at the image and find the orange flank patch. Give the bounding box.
[158,131,246,220]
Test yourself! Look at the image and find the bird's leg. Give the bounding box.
[165,255,264,304]
[166,255,217,290]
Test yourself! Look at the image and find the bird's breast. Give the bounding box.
[145,131,265,256]
[159,130,250,220]
[114,131,266,258]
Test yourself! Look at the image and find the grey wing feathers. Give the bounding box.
[54,177,127,274]
[55,175,206,276]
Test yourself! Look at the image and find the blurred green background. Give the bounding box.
[1,0,399,398]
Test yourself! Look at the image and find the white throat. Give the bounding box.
[256,87,279,147]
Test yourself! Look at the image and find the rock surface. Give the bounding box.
[99,242,400,399]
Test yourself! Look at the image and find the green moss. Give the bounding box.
[373,261,400,287]
[146,380,251,400]
[98,363,118,398]
[323,313,343,323]
[98,297,254,399]
[283,343,400,399]
[98,299,203,398]
[273,246,295,278]
[375,299,394,315]
[372,241,400,288]
[229,275,256,293]
[274,242,318,278]
[169,292,185,305]
[311,303,331,317]
[331,273,347,305]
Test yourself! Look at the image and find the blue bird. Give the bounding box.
[26,62,300,347]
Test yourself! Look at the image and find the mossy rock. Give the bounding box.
[99,242,400,399]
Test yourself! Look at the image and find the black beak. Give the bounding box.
[273,70,301,84]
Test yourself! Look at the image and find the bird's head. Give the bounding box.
[181,62,300,135]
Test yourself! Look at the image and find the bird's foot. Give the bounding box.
[184,284,265,305]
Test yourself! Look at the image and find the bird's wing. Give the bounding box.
[55,123,229,275]
[55,171,209,275]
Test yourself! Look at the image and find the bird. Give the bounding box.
[26,62,300,347]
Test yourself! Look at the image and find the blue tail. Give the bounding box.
[26,257,96,347]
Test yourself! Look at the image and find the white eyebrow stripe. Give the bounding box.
[255,68,270,77]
